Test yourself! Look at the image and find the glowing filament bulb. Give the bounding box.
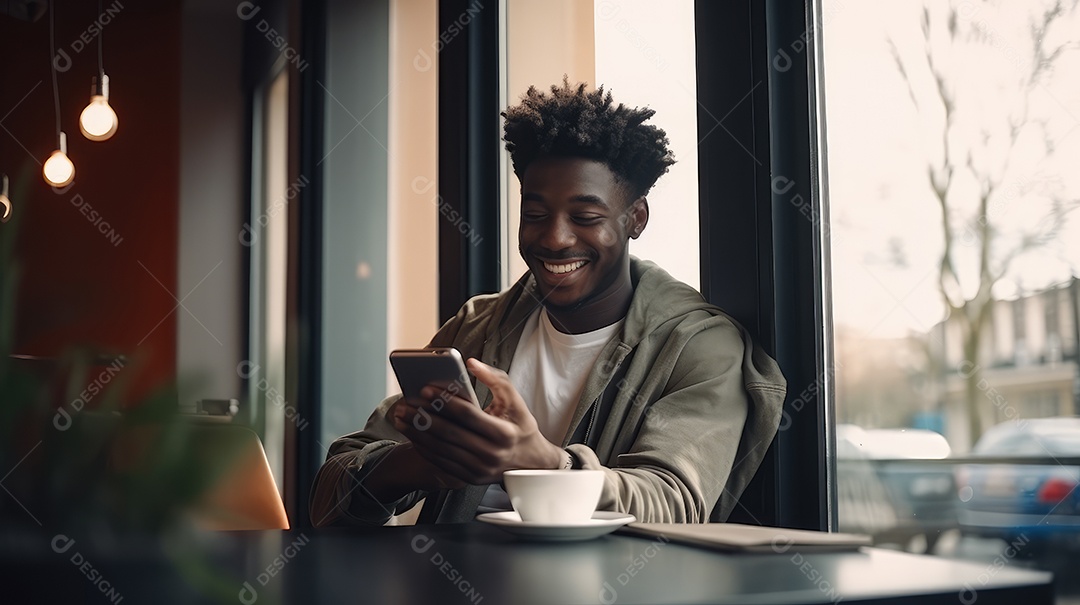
[43,131,75,187]
[80,75,118,141]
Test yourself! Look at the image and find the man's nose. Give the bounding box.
[540,216,576,251]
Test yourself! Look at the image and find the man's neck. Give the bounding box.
[544,264,635,334]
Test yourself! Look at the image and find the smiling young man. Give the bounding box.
[310,80,786,526]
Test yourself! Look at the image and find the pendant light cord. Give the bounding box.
[49,0,61,147]
[97,0,104,81]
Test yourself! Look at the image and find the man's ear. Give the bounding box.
[627,197,649,239]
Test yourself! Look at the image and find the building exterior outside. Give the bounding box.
[933,278,1080,451]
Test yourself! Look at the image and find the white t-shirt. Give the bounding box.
[477,307,623,512]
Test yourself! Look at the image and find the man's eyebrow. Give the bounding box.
[569,194,609,207]
[521,192,610,207]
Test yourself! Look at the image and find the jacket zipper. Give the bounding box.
[583,348,627,444]
[583,396,600,445]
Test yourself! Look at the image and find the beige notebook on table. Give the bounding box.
[616,523,871,553]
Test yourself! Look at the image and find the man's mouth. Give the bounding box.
[542,259,588,275]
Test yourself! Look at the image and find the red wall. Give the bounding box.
[1,1,182,403]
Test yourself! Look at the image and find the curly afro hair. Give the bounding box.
[502,78,676,201]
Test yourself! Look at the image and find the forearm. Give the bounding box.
[309,441,418,527]
[308,393,428,524]
[567,444,710,523]
[568,329,751,523]
[313,440,467,527]
[364,442,453,501]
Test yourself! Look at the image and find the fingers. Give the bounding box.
[396,400,508,452]
[466,358,511,397]
[466,358,525,418]
[408,429,485,475]
[393,396,519,484]
[402,419,508,485]
[411,385,511,442]
[383,359,544,485]
[393,396,511,454]
[410,439,490,485]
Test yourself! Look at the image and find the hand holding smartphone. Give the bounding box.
[389,347,481,407]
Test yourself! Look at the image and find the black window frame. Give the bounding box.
[437,0,502,317]
[695,0,834,531]
[292,0,835,531]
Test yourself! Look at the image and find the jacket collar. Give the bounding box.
[495,257,716,350]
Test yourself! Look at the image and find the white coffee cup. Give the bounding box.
[502,469,605,524]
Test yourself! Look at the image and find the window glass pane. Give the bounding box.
[320,1,390,450]
[319,0,439,483]
[387,0,438,394]
[502,0,698,289]
[249,69,289,492]
[822,0,1080,588]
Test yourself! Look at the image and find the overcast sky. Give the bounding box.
[822,0,1080,338]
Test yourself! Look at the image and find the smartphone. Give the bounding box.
[389,347,481,406]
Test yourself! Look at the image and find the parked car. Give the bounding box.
[837,425,957,550]
[956,417,1080,551]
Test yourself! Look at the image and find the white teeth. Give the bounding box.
[543,260,587,274]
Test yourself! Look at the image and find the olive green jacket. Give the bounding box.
[310,258,786,525]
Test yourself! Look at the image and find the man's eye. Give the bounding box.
[573,215,604,224]
[522,212,546,221]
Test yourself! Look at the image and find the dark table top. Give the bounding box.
[2,522,1054,604]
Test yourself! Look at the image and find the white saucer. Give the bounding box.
[476,511,636,541]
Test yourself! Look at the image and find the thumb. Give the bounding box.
[465,356,490,375]
[465,357,502,388]
[466,358,518,416]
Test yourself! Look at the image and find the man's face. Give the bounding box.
[518,156,646,309]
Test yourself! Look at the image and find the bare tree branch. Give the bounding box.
[889,0,1079,444]
[887,38,920,110]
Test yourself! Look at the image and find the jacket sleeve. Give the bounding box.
[567,322,751,523]
[308,300,480,527]
[307,394,421,527]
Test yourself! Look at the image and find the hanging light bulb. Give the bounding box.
[44,1,75,187]
[0,174,12,223]
[80,74,118,141]
[81,0,117,142]
[43,131,75,187]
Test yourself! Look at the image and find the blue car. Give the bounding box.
[956,417,1080,551]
